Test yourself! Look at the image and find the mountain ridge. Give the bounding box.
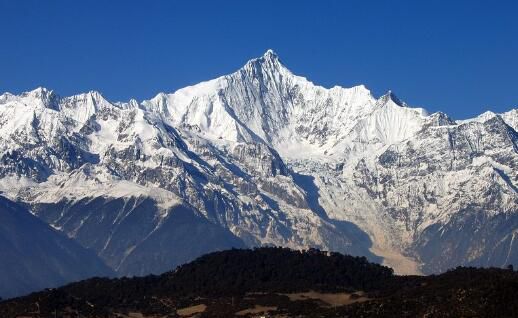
[0,50,516,287]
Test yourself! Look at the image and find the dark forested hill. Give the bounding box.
[161,247,393,295]
[0,247,517,317]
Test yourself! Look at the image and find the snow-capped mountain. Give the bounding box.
[0,50,516,283]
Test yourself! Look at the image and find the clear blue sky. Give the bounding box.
[1,0,517,119]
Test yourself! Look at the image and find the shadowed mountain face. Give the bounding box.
[0,50,516,282]
[112,204,247,276]
[414,211,518,273]
[30,197,246,276]
[0,196,113,299]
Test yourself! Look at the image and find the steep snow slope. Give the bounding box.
[0,50,516,278]
[0,196,113,299]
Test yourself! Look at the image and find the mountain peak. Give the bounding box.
[379,90,406,107]
[86,90,106,101]
[26,86,53,98]
[22,87,60,110]
[243,49,283,70]
[263,49,279,60]
[234,49,292,86]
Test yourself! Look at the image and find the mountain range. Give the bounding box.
[0,49,516,298]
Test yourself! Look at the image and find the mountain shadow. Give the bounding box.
[0,196,113,299]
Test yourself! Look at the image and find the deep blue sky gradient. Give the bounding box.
[1,0,517,119]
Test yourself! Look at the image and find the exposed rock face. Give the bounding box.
[0,196,113,299]
[0,50,516,281]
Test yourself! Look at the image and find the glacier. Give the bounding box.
[0,49,516,282]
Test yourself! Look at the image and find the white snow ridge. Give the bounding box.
[0,50,517,276]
